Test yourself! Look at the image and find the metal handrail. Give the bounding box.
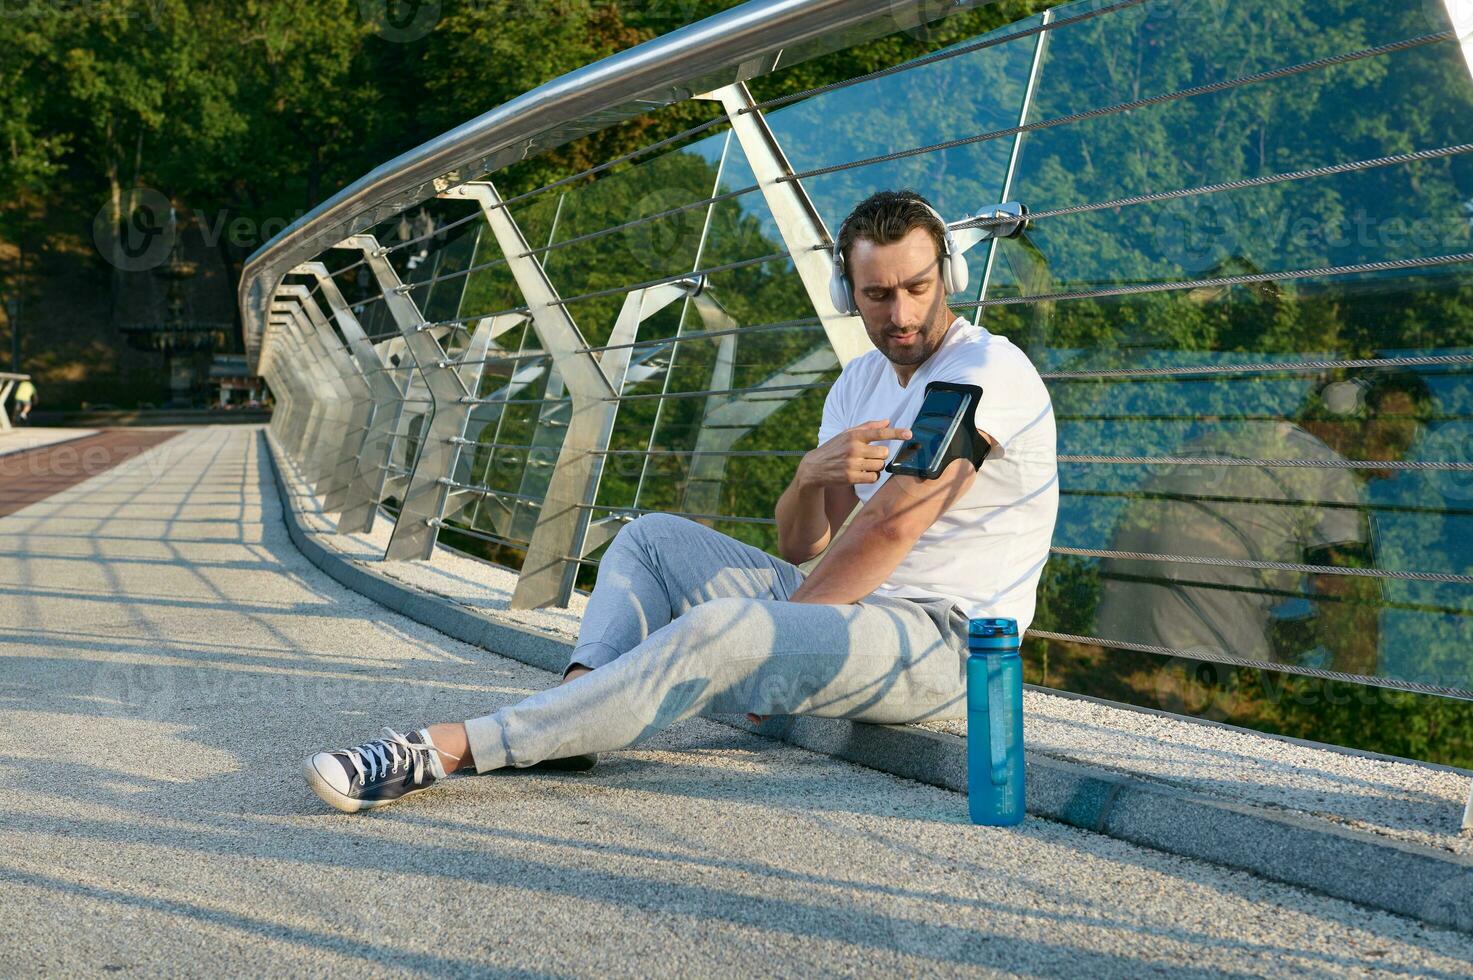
[238,0,974,371]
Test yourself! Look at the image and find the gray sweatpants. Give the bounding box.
[463,513,971,772]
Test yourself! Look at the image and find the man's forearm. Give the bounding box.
[774,467,831,564]
[789,509,911,604]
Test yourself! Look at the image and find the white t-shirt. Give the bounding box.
[817,316,1059,633]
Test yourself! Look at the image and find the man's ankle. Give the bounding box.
[425,722,475,773]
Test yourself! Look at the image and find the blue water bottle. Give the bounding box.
[967,617,1025,826]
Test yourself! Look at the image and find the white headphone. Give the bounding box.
[828,198,969,316]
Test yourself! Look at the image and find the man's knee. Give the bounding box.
[621,512,695,544]
[610,512,700,562]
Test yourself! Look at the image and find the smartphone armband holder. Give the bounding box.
[884,382,988,481]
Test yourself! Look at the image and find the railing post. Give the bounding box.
[270,299,342,483]
[696,80,872,367]
[290,261,400,516]
[275,286,363,496]
[266,315,315,464]
[442,181,703,607]
[0,376,16,432]
[439,312,538,530]
[349,241,500,560]
[682,343,839,515]
[326,236,416,535]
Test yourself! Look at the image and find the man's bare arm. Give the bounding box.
[773,476,825,563]
[775,419,909,564]
[789,455,978,605]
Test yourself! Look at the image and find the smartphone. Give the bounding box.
[885,382,985,480]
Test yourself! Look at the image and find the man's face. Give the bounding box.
[848,225,955,370]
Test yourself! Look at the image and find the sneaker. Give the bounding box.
[303,727,447,813]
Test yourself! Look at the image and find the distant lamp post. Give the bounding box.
[5,297,18,373]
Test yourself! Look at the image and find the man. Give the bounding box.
[11,377,36,425]
[302,190,1059,813]
[1092,372,1432,678]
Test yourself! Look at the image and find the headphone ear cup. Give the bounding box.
[943,228,968,296]
[829,247,856,315]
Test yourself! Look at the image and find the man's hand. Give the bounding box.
[798,419,912,488]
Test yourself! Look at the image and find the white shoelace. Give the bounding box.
[342,727,437,787]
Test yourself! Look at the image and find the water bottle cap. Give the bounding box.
[968,617,1020,652]
[969,617,1018,638]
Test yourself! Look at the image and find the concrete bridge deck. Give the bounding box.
[3,425,1472,976]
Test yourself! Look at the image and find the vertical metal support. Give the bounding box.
[291,261,399,515]
[327,235,417,535]
[352,242,500,561]
[1445,0,1473,81]
[475,193,566,539]
[509,365,569,541]
[281,284,373,509]
[443,181,702,607]
[258,324,292,448]
[628,132,727,511]
[506,280,663,540]
[975,5,1051,321]
[441,313,535,524]
[271,299,341,482]
[0,375,16,431]
[267,316,315,463]
[275,287,363,496]
[696,81,872,366]
[682,343,839,515]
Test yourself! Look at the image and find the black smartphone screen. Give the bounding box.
[888,388,971,477]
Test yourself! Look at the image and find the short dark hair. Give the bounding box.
[837,190,947,273]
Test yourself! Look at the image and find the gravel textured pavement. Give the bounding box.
[2,426,1472,977]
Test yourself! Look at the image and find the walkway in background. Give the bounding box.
[2,426,1471,975]
[0,427,96,457]
[0,428,177,517]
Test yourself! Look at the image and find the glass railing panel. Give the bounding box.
[536,127,732,349]
[1017,269,1473,692]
